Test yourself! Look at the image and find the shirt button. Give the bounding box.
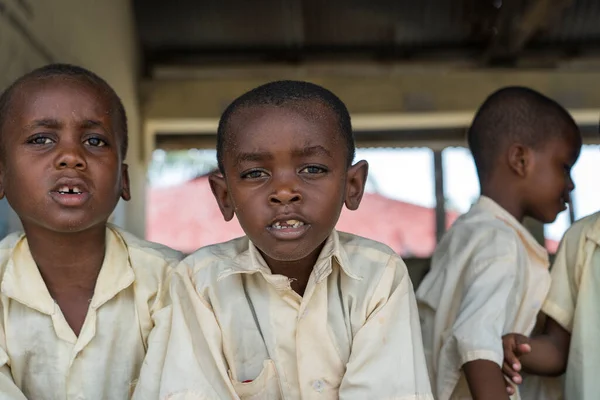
[312,379,324,392]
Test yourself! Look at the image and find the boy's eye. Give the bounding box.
[28,136,53,145]
[299,165,327,174]
[84,137,107,147]
[241,170,268,179]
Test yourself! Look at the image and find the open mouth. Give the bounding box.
[55,185,84,195]
[49,180,90,207]
[271,219,305,229]
[267,217,309,239]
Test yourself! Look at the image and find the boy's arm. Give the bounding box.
[502,217,583,387]
[0,311,28,399]
[463,360,510,400]
[338,256,433,400]
[134,263,237,400]
[503,316,571,382]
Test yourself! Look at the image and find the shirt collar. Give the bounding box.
[584,213,600,245]
[476,196,549,263]
[217,230,362,283]
[1,226,135,314]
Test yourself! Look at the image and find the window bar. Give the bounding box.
[434,150,446,243]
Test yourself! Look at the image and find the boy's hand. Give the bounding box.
[502,333,531,387]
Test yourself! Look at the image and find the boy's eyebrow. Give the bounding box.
[25,118,62,130]
[234,145,333,165]
[80,119,107,130]
[292,145,333,158]
[235,151,274,165]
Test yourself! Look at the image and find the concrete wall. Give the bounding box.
[0,0,145,237]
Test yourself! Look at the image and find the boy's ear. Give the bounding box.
[209,171,235,221]
[344,160,368,211]
[507,143,531,177]
[120,163,131,201]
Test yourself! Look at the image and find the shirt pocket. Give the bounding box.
[229,359,282,400]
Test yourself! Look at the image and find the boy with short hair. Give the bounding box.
[136,80,433,399]
[0,64,182,399]
[502,210,600,399]
[416,87,581,400]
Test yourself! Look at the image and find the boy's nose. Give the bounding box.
[269,188,302,205]
[55,143,87,170]
[567,176,575,192]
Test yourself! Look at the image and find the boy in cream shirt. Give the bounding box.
[135,80,433,399]
[416,87,581,400]
[0,64,182,399]
[503,211,600,399]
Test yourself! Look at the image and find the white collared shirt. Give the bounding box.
[541,211,600,400]
[0,225,182,399]
[416,196,554,400]
[135,230,433,400]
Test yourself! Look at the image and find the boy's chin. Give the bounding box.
[257,242,326,266]
[24,217,110,235]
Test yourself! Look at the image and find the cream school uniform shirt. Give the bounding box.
[416,196,554,400]
[137,230,433,400]
[541,211,600,400]
[0,224,182,400]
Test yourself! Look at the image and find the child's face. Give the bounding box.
[0,77,130,233]
[523,132,580,223]
[211,102,367,267]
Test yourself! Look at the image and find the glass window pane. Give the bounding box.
[572,145,600,220]
[337,148,436,257]
[442,147,479,215]
[545,145,600,252]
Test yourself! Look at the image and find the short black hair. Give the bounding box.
[468,86,579,181]
[216,80,354,173]
[0,63,128,159]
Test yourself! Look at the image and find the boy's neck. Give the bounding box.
[481,183,525,222]
[261,243,324,297]
[23,223,107,298]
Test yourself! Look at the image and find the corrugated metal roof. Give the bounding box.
[134,0,600,65]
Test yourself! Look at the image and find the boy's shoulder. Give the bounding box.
[179,236,253,275]
[335,230,402,268]
[0,231,25,252]
[110,225,184,268]
[432,203,524,269]
[443,204,518,244]
[335,231,408,285]
[0,231,26,272]
[564,211,600,244]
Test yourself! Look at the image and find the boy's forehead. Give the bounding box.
[227,103,342,146]
[9,78,112,122]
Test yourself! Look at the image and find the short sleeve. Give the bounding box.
[541,218,590,332]
[450,239,519,367]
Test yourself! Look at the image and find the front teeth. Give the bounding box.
[272,219,305,229]
[58,186,82,194]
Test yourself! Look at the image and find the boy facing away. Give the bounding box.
[135,80,433,400]
[0,64,182,399]
[503,209,600,399]
[416,87,581,400]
